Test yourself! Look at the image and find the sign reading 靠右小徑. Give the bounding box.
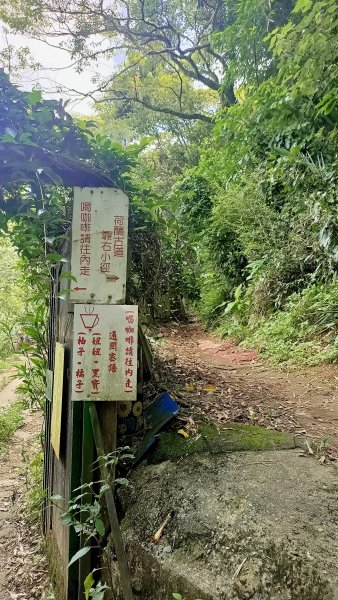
[71,304,138,401]
[71,187,129,304]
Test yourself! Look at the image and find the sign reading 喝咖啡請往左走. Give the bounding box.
[71,304,138,401]
[70,187,129,304]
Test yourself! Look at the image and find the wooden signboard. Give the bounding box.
[71,304,138,401]
[51,343,65,459]
[70,187,129,305]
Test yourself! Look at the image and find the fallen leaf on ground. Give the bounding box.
[178,428,189,439]
[150,511,174,544]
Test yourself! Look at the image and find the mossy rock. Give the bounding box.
[152,423,298,463]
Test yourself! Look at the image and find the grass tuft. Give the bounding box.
[0,400,24,452]
[24,449,45,524]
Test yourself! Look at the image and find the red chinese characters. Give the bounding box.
[80,202,92,276]
[75,331,87,394]
[100,216,125,271]
[91,333,101,394]
[124,311,135,393]
[114,216,125,257]
[72,305,137,401]
[108,330,118,374]
[100,230,112,273]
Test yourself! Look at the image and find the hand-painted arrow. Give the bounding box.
[107,275,120,282]
[73,286,87,291]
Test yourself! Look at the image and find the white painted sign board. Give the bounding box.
[71,187,129,304]
[71,304,138,401]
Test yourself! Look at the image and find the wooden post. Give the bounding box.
[68,400,83,600]
[89,402,134,600]
[67,188,136,599]
[78,403,96,598]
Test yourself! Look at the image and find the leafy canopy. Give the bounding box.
[0,0,292,122]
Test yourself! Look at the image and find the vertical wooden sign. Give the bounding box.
[51,343,65,459]
[71,187,129,304]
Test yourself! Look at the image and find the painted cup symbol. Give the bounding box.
[80,313,100,329]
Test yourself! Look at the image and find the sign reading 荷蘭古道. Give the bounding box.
[70,187,129,304]
[71,304,138,401]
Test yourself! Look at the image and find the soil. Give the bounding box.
[0,369,20,398]
[0,377,48,600]
[154,322,338,456]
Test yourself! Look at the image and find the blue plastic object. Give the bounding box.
[133,392,179,464]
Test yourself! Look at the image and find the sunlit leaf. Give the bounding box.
[84,572,95,600]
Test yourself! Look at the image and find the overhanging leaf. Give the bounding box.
[95,518,105,537]
[68,546,91,568]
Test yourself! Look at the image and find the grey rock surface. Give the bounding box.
[109,450,338,599]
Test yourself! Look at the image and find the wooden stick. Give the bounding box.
[89,402,134,600]
[78,403,95,597]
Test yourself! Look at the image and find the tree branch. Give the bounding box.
[101,92,213,123]
[172,54,220,91]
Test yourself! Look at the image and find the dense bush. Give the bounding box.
[244,283,338,365]
[0,238,27,357]
[176,0,338,364]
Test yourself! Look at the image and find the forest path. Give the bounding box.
[0,376,47,599]
[157,323,338,456]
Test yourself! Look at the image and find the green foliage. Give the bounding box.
[17,308,48,409]
[7,184,68,409]
[212,0,292,90]
[245,283,338,365]
[0,73,183,421]
[59,478,109,550]
[0,70,91,161]
[0,399,24,452]
[23,449,45,524]
[197,272,230,325]
[59,447,133,555]
[1,0,338,373]
[113,0,338,351]
[54,447,133,596]
[83,570,109,600]
[184,0,338,363]
[0,237,27,357]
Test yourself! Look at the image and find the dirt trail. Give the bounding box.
[0,377,47,599]
[0,378,22,408]
[157,323,338,455]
